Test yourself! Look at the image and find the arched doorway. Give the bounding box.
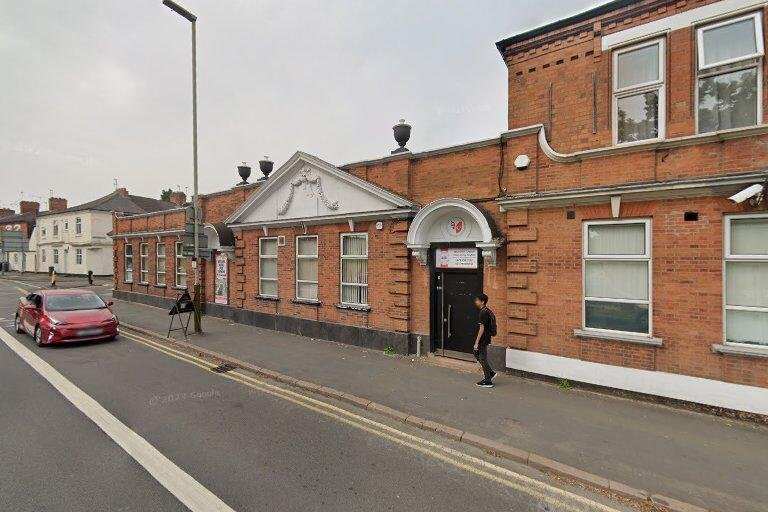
[406,199,501,357]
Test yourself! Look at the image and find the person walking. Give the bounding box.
[473,293,497,388]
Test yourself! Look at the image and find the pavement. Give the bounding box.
[103,293,768,512]
[0,273,636,512]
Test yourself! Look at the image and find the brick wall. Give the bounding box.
[231,220,411,334]
[500,0,768,153]
[503,196,767,388]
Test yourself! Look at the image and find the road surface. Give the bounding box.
[0,275,631,512]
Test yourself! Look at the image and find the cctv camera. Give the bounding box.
[728,184,764,204]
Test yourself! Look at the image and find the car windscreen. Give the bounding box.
[45,293,107,311]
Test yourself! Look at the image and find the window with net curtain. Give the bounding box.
[296,236,318,301]
[725,216,768,346]
[124,244,133,283]
[341,234,368,306]
[175,242,187,288]
[156,244,166,286]
[583,221,650,334]
[259,238,278,297]
[697,12,764,134]
[613,38,664,144]
[140,243,149,283]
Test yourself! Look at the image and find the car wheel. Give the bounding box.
[14,315,24,334]
[34,326,44,347]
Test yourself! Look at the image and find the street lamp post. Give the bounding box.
[162,0,202,334]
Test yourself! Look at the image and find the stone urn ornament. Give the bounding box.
[259,156,274,180]
[237,162,251,185]
[392,119,411,154]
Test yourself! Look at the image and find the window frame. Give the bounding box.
[695,12,764,133]
[124,244,133,283]
[174,241,187,289]
[582,218,653,337]
[696,11,764,71]
[75,217,82,235]
[295,235,319,301]
[723,213,768,348]
[156,243,166,286]
[258,237,279,298]
[612,37,666,146]
[339,233,369,307]
[75,248,82,265]
[53,249,59,265]
[52,221,59,237]
[139,242,149,284]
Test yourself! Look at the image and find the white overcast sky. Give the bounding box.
[0,0,600,210]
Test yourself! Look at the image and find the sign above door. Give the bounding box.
[435,247,478,269]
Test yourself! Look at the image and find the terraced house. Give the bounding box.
[113,0,768,415]
[34,189,176,276]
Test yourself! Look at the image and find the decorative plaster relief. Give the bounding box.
[278,168,340,216]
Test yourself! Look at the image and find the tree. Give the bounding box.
[161,189,173,202]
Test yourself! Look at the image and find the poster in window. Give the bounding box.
[215,253,228,305]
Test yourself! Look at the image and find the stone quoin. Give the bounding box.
[113,0,768,415]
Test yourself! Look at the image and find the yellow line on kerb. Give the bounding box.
[122,331,620,512]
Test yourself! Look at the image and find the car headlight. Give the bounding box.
[50,318,68,326]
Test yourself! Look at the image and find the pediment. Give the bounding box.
[227,151,417,226]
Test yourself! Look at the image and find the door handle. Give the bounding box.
[447,304,452,338]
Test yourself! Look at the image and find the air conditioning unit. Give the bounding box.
[277,235,286,247]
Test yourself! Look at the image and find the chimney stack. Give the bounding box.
[0,208,13,218]
[169,191,187,206]
[19,201,40,215]
[115,187,129,197]
[48,197,68,212]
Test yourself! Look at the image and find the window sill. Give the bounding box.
[173,286,188,291]
[153,284,167,289]
[336,303,371,313]
[256,294,280,302]
[573,329,663,347]
[712,343,768,359]
[292,298,322,307]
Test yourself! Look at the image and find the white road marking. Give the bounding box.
[124,331,622,512]
[0,326,237,512]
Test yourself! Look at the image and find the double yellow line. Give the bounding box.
[121,330,620,512]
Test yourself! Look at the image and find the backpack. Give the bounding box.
[487,308,497,337]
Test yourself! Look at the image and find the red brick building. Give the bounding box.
[0,201,40,270]
[114,0,768,414]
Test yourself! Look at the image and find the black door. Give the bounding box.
[438,271,482,356]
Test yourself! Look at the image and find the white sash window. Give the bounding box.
[724,214,768,347]
[613,38,665,144]
[296,236,318,301]
[340,234,368,306]
[259,237,278,298]
[175,241,187,288]
[156,244,166,286]
[139,243,149,284]
[583,220,652,335]
[696,12,764,133]
[124,244,133,283]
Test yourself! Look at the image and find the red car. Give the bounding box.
[14,289,119,346]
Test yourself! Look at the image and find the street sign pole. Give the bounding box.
[163,0,202,334]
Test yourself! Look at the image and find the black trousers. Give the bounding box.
[474,344,494,381]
